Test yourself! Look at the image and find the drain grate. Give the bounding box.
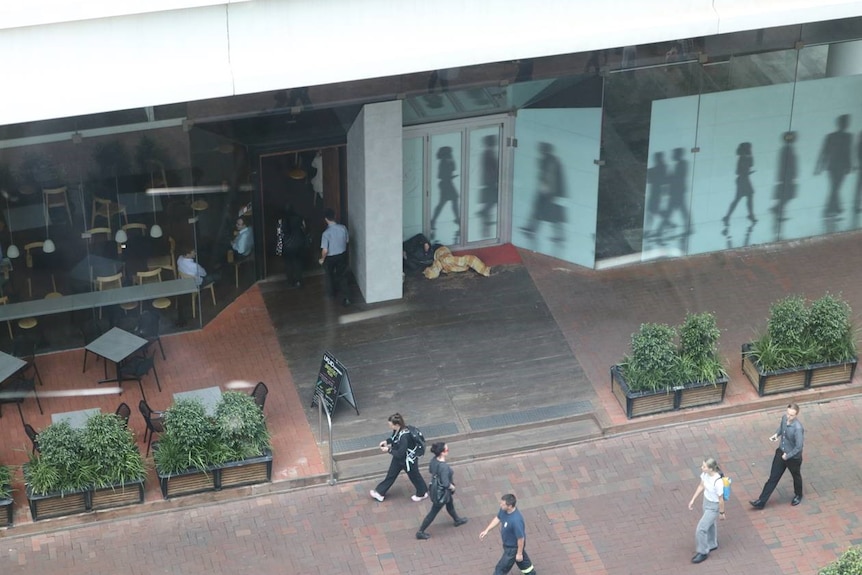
[333,422,460,453]
[468,401,593,431]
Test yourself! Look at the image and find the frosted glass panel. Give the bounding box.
[467,126,501,243]
[402,136,424,241]
[429,133,462,245]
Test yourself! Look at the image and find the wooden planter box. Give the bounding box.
[158,451,272,499]
[26,485,89,522]
[741,343,857,396]
[611,365,728,419]
[89,479,145,511]
[157,467,218,500]
[0,494,12,528]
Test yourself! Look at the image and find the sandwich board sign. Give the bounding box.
[310,351,359,416]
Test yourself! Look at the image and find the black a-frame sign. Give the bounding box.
[310,351,359,416]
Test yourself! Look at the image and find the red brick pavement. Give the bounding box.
[3,395,860,574]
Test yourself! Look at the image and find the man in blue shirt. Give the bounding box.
[319,208,351,306]
[480,493,537,575]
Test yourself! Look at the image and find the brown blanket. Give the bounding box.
[423,246,491,279]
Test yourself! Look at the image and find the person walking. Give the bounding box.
[278,204,307,288]
[750,403,804,509]
[479,493,537,575]
[415,442,468,540]
[370,413,428,503]
[688,457,725,564]
[319,208,351,306]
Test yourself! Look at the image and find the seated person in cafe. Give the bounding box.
[229,216,253,261]
[403,233,440,273]
[177,247,217,287]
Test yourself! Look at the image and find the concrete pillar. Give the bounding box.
[346,100,404,304]
[826,40,862,77]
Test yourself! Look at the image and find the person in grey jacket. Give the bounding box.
[415,442,468,539]
[750,403,804,509]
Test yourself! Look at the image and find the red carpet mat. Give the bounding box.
[452,243,522,267]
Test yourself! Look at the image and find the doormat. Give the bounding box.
[452,243,522,267]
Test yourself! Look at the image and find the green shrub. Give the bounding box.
[215,392,271,461]
[820,545,862,575]
[748,293,856,371]
[0,465,12,499]
[25,422,92,496]
[81,413,146,488]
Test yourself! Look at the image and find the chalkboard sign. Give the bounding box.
[310,351,359,416]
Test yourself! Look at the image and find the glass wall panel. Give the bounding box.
[513,109,601,267]
[466,126,501,243]
[429,132,463,246]
[402,136,424,241]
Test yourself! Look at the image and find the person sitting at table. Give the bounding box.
[177,247,217,287]
[230,216,253,259]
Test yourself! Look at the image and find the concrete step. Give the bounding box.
[332,414,603,483]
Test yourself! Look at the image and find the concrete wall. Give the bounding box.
[346,101,403,304]
[2,0,861,125]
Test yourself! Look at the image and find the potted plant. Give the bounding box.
[25,415,146,521]
[0,464,13,527]
[819,545,862,575]
[155,392,272,499]
[82,413,147,510]
[742,294,857,396]
[24,422,91,521]
[611,312,728,418]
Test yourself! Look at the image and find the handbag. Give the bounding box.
[429,473,451,505]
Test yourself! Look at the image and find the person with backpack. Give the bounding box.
[415,442,468,540]
[370,413,428,503]
[687,457,726,564]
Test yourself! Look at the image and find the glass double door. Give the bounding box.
[403,116,511,248]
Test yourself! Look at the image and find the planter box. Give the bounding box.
[158,467,218,500]
[217,451,273,490]
[741,343,857,396]
[611,365,728,419]
[90,479,145,511]
[26,485,89,522]
[157,451,272,499]
[0,495,11,528]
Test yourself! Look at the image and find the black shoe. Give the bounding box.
[342,298,351,307]
[415,531,430,540]
[749,499,765,509]
[792,495,802,506]
[691,553,708,564]
[454,517,468,527]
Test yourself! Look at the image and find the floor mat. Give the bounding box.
[452,242,522,267]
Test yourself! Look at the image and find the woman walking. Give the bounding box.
[416,442,468,539]
[370,413,428,502]
[688,457,726,564]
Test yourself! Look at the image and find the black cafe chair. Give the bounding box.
[250,382,268,411]
[118,352,160,402]
[139,399,164,457]
[114,402,131,426]
[24,422,40,454]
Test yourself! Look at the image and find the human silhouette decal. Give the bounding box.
[722,142,757,232]
[521,142,566,245]
[652,147,692,248]
[430,146,460,243]
[476,135,499,237]
[852,131,862,228]
[815,114,852,218]
[645,151,668,239]
[771,132,797,240]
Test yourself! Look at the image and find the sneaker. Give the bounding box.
[415,531,430,540]
[454,517,469,527]
[411,493,428,502]
[370,490,385,502]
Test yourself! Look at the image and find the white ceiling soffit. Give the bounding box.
[0,0,252,30]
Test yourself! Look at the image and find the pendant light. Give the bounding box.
[148,160,163,238]
[288,152,306,180]
[4,191,19,258]
[42,197,56,253]
[113,169,127,244]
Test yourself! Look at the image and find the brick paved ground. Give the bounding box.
[3,395,860,574]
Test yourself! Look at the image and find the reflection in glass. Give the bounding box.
[468,128,500,242]
[520,142,567,245]
[429,134,462,245]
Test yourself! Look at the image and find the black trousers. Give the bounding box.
[374,457,427,498]
[418,498,459,532]
[323,252,349,298]
[494,546,535,575]
[282,249,303,285]
[758,447,803,502]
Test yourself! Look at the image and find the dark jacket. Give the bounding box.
[385,427,411,461]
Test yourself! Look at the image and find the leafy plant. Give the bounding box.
[154,394,271,476]
[81,413,145,488]
[820,545,862,575]
[215,392,271,461]
[0,465,12,499]
[25,422,91,496]
[678,312,728,384]
[748,293,856,371]
[621,323,680,392]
